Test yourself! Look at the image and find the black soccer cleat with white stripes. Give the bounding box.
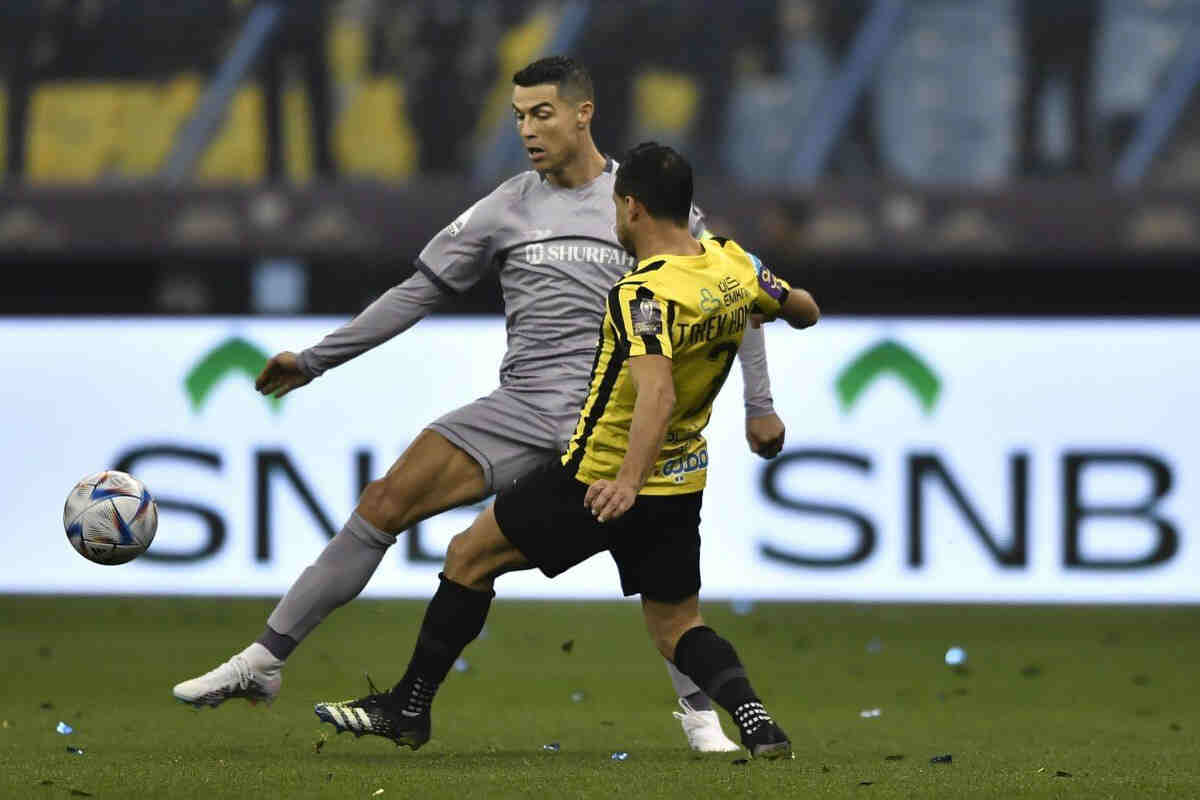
[734,701,794,760]
[314,678,431,750]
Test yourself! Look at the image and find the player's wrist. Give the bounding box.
[296,350,323,379]
[745,404,776,420]
[613,469,644,493]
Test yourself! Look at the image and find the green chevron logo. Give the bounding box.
[185,337,281,413]
[836,339,941,414]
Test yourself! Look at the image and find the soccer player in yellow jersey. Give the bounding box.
[314,143,820,759]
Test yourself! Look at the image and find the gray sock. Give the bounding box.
[264,512,396,650]
[666,658,712,709]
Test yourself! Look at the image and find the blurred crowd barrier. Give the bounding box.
[2,0,1200,187]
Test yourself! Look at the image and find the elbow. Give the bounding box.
[791,291,821,329]
[802,302,820,329]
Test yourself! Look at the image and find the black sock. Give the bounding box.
[673,625,771,737]
[256,626,297,661]
[391,574,493,713]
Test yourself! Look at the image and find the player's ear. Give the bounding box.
[626,195,644,221]
[576,99,594,129]
[617,194,635,221]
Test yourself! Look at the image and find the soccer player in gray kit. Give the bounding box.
[173,56,786,753]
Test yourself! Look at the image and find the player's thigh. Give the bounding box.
[493,461,611,579]
[609,491,704,603]
[357,429,487,532]
[428,386,567,494]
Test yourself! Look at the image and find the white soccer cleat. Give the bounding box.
[673,697,742,752]
[173,646,283,708]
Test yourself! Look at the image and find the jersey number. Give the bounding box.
[682,342,739,419]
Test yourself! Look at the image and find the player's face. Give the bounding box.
[512,84,586,173]
[613,192,636,255]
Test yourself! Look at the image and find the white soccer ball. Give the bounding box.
[63,470,158,565]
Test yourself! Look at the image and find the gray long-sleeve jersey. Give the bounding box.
[297,160,776,417]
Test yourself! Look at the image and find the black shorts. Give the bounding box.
[493,460,703,603]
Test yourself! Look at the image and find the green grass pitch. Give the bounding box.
[2,596,1198,798]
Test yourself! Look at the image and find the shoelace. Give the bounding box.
[228,655,252,691]
[351,673,394,709]
[673,697,707,724]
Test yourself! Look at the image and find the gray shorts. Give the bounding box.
[428,385,578,494]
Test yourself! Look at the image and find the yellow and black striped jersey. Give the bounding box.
[561,237,792,495]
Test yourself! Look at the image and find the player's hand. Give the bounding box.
[584,479,638,523]
[746,413,785,459]
[255,351,312,398]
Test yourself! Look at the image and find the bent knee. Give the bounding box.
[445,529,525,589]
[356,479,413,533]
[444,532,495,589]
[444,531,474,573]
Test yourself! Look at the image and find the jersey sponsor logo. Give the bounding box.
[699,288,722,313]
[629,298,663,337]
[661,447,708,483]
[523,242,636,268]
[446,200,481,237]
[723,287,751,307]
[716,275,750,306]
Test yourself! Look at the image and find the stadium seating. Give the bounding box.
[19,14,419,184]
[874,0,1021,183]
[722,40,832,184]
[1,86,6,179]
[1094,0,1200,122]
[5,1,1200,185]
[1093,0,1200,184]
[630,70,702,151]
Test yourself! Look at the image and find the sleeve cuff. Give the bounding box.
[744,401,776,419]
[296,349,323,379]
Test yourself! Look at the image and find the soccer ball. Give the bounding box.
[63,470,158,565]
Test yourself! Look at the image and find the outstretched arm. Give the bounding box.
[266,190,505,389]
[295,268,448,378]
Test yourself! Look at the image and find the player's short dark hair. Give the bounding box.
[513,56,594,104]
[614,142,693,226]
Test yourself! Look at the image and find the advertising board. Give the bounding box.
[1,318,1194,602]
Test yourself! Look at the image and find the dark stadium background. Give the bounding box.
[2,0,1197,317]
